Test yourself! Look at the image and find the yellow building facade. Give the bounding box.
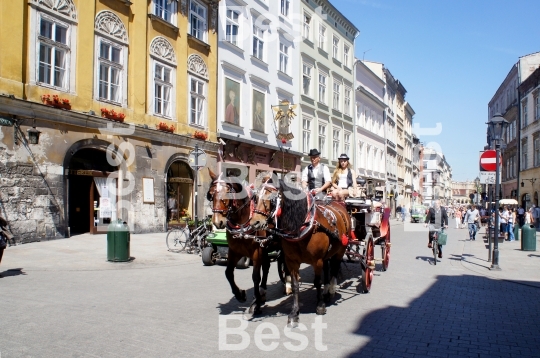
[0,0,219,242]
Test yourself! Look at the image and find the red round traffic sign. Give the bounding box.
[480,150,499,171]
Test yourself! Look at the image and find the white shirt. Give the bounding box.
[337,173,348,188]
[301,163,331,189]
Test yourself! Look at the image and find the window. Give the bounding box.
[333,128,340,160]
[98,40,123,103]
[303,13,311,40]
[523,101,528,127]
[279,43,289,73]
[344,132,351,158]
[154,62,173,117]
[280,0,290,17]
[318,24,326,49]
[38,16,69,89]
[344,87,351,115]
[536,94,540,120]
[190,77,205,126]
[252,25,264,60]
[522,138,528,170]
[154,0,177,24]
[225,9,239,46]
[302,63,311,96]
[535,136,540,167]
[332,36,339,59]
[318,124,326,156]
[189,0,207,41]
[343,45,350,67]
[333,80,340,110]
[318,72,327,104]
[302,117,311,153]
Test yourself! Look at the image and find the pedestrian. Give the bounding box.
[517,206,525,227]
[454,209,462,229]
[507,208,516,241]
[424,200,449,258]
[401,206,406,222]
[525,207,533,224]
[464,205,480,240]
[396,205,402,220]
[534,205,540,231]
[499,206,509,240]
[0,216,14,269]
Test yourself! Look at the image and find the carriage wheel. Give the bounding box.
[360,237,374,293]
[381,227,391,271]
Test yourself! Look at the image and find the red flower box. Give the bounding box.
[100,108,125,123]
[41,94,71,110]
[193,130,208,140]
[156,122,175,133]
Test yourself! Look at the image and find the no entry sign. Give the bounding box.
[479,150,500,171]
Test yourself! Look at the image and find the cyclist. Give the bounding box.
[424,200,449,258]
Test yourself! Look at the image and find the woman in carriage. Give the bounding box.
[330,153,359,201]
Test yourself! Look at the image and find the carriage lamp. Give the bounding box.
[521,178,537,187]
[27,127,41,144]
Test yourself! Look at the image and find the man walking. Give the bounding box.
[464,205,480,240]
[517,206,525,227]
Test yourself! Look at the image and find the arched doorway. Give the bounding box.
[522,193,530,210]
[166,160,194,226]
[66,147,118,235]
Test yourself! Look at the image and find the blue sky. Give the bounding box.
[336,0,540,181]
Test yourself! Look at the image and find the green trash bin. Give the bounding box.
[107,220,131,262]
[513,223,520,242]
[521,224,536,251]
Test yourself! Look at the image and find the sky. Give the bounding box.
[334,0,540,181]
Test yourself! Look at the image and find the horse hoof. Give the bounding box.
[259,288,267,304]
[287,317,299,328]
[236,290,247,303]
[316,305,327,315]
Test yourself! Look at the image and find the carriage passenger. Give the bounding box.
[301,149,331,200]
[330,153,358,201]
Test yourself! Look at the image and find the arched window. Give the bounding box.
[187,54,209,128]
[149,37,177,119]
[30,0,78,92]
[94,11,128,106]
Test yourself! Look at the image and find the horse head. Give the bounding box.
[251,181,279,230]
[207,168,251,229]
[278,178,309,233]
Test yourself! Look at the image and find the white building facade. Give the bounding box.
[354,60,386,198]
[216,0,302,181]
[298,0,359,172]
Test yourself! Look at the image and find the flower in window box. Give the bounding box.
[101,108,110,117]
[41,94,51,104]
[52,95,60,104]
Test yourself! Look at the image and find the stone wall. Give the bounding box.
[0,145,65,243]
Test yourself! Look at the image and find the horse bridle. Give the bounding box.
[253,184,279,220]
[208,180,252,218]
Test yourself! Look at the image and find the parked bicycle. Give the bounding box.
[166,218,213,254]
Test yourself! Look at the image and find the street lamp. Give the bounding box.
[474,176,480,206]
[487,113,509,271]
[521,178,537,187]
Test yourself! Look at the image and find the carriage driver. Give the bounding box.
[301,149,332,200]
[424,200,449,258]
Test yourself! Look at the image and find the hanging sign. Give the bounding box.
[99,197,112,218]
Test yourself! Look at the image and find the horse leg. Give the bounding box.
[225,250,246,303]
[328,256,340,300]
[286,260,301,327]
[314,259,326,315]
[248,249,263,315]
[279,251,293,295]
[259,248,270,303]
[323,259,331,303]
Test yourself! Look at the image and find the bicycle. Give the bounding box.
[430,227,447,265]
[166,219,213,254]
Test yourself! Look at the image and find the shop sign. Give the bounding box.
[67,169,94,176]
[169,177,193,184]
[0,117,14,127]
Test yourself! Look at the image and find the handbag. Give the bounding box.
[438,229,448,246]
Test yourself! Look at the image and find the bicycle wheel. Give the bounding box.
[166,229,189,253]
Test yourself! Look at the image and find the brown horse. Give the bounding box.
[251,179,352,326]
[207,169,277,315]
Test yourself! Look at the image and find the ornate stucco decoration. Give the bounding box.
[180,0,188,16]
[150,37,177,66]
[187,54,208,80]
[210,2,218,34]
[95,11,129,45]
[32,0,78,22]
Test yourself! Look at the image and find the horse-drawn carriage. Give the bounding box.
[207,169,391,326]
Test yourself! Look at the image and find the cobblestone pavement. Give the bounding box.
[1,221,539,357]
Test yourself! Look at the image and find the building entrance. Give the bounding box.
[166,161,194,226]
[67,148,118,235]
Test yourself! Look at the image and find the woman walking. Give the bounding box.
[454,208,462,229]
